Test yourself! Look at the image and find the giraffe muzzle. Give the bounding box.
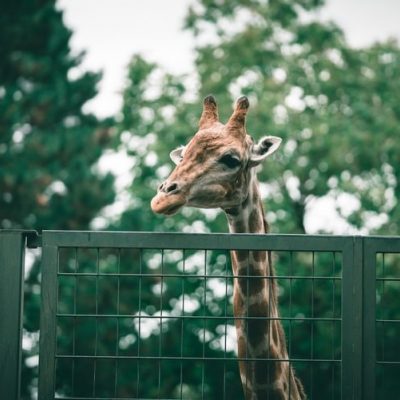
[151,181,186,215]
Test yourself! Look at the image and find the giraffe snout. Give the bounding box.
[151,180,186,215]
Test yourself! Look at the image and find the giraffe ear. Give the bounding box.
[249,136,282,167]
[170,146,185,165]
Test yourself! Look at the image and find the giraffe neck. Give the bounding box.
[224,174,305,400]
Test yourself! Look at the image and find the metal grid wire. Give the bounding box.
[376,252,400,399]
[48,242,342,399]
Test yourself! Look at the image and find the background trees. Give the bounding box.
[117,0,400,237]
[0,0,115,231]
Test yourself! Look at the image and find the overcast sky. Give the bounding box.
[58,0,400,118]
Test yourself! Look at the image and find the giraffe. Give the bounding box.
[151,95,306,400]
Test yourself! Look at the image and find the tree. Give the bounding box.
[0,0,115,231]
[118,1,400,237]
[0,1,115,397]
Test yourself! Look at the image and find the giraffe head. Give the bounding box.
[151,95,282,215]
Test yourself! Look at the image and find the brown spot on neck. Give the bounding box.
[249,207,263,232]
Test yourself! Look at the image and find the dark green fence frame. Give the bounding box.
[0,230,39,400]
[1,230,399,399]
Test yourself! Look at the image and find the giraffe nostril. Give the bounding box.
[158,181,180,194]
[165,182,179,194]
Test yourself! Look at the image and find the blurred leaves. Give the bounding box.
[118,1,400,235]
[0,0,115,231]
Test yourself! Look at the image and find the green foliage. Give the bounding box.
[184,0,400,235]
[0,1,115,230]
[118,2,400,236]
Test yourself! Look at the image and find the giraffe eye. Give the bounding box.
[219,154,241,169]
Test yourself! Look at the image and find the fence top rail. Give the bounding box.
[39,230,360,251]
[1,230,398,252]
[363,236,400,253]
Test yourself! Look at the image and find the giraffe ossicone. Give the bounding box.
[151,95,306,400]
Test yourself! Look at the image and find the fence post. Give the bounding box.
[362,238,377,400]
[0,230,38,399]
[38,235,58,400]
[342,236,363,399]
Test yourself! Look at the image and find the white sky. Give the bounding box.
[58,0,400,118]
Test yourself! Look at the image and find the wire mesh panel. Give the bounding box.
[376,252,400,398]
[273,250,342,399]
[55,247,241,399]
[363,237,400,400]
[38,232,354,400]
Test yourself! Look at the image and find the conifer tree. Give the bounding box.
[0,0,115,231]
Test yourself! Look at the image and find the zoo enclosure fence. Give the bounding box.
[1,230,400,399]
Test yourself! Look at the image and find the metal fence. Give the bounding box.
[1,231,400,399]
